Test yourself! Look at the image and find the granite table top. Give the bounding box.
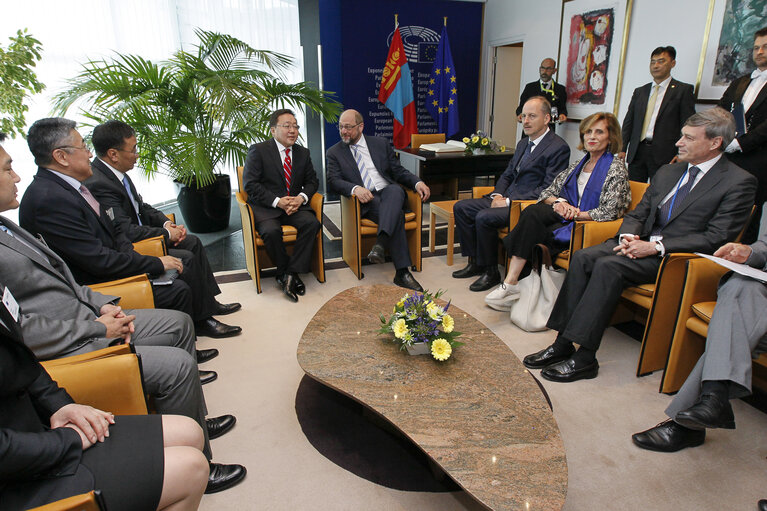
[296,285,567,510]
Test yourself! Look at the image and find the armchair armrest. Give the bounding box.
[132,235,167,257]
[88,274,155,309]
[28,491,106,511]
[166,213,176,224]
[309,192,324,222]
[472,186,494,199]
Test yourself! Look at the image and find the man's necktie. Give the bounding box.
[79,185,101,215]
[350,144,376,191]
[641,84,660,139]
[283,147,292,192]
[516,140,535,171]
[651,166,700,235]
[122,174,142,225]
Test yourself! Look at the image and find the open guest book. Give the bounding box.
[418,140,466,153]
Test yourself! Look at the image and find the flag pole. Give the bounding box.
[394,14,398,28]
[444,17,447,26]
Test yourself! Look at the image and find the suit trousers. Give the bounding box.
[169,233,220,320]
[361,184,411,270]
[665,273,767,418]
[68,308,212,459]
[256,208,320,275]
[628,141,661,183]
[454,197,510,267]
[546,240,662,350]
[151,279,194,320]
[502,201,567,258]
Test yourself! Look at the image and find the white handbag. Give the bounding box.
[509,244,566,332]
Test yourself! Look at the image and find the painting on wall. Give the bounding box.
[558,0,632,119]
[697,0,767,100]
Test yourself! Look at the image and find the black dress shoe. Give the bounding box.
[205,463,247,494]
[367,243,386,264]
[195,318,242,338]
[282,274,299,302]
[452,261,482,278]
[674,393,736,430]
[199,370,217,385]
[631,419,706,452]
[469,267,501,291]
[206,414,236,439]
[541,357,599,382]
[393,270,424,292]
[214,301,241,315]
[758,499,767,511]
[196,348,219,364]
[292,274,305,295]
[523,343,575,369]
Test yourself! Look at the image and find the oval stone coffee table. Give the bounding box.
[297,285,567,510]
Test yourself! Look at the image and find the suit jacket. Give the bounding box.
[0,216,116,359]
[326,135,420,197]
[515,80,568,116]
[618,158,757,253]
[0,299,84,507]
[492,130,571,200]
[718,74,767,176]
[19,168,164,285]
[622,78,696,165]
[747,232,767,270]
[242,139,318,223]
[85,158,170,242]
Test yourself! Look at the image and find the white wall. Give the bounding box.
[481,0,715,162]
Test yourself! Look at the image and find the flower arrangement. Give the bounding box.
[462,130,505,155]
[379,290,463,362]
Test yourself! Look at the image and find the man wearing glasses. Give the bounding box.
[243,108,321,302]
[85,120,242,339]
[326,109,430,292]
[516,58,568,127]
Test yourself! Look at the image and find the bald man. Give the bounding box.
[516,58,568,127]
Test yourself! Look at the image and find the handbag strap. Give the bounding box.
[531,244,555,272]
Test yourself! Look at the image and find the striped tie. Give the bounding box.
[350,144,375,191]
[283,147,292,192]
[651,166,700,236]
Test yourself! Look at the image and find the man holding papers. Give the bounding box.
[633,235,767,452]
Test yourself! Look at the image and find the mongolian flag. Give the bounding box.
[378,26,418,149]
[426,25,459,137]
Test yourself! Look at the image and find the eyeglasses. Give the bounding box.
[338,122,362,132]
[55,144,91,153]
[540,66,556,71]
[275,123,300,130]
[116,146,139,155]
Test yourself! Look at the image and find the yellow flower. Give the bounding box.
[462,137,470,143]
[500,145,506,152]
[481,137,489,146]
[431,338,452,361]
[393,319,408,339]
[442,314,454,333]
[471,135,479,143]
[396,293,409,308]
[427,302,442,320]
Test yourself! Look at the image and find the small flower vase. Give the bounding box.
[472,148,485,155]
[406,342,431,356]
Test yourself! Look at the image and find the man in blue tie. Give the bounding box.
[452,97,570,291]
[85,120,241,338]
[522,107,757,383]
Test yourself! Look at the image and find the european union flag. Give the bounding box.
[425,25,459,137]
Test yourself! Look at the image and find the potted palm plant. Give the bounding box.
[53,28,340,232]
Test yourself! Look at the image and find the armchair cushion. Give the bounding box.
[88,274,154,309]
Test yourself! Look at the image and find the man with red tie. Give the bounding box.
[243,109,320,302]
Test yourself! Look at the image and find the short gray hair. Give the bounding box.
[27,117,77,166]
[683,107,735,151]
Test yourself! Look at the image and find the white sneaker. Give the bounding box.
[484,283,520,311]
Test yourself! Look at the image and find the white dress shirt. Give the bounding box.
[643,76,672,141]
[272,140,308,208]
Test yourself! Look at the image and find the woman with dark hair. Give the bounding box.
[485,112,631,310]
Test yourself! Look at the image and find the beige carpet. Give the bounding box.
[198,256,767,510]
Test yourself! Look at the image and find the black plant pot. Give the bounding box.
[175,174,231,233]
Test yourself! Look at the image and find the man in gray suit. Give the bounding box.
[0,133,245,493]
[522,107,757,382]
[632,236,767,452]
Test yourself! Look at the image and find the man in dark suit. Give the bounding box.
[619,46,696,182]
[516,58,568,127]
[243,109,321,302]
[84,120,241,323]
[453,96,571,291]
[18,118,240,339]
[718,26,767,244]
[523,107,757,383]
[0,132,245,494]
[326,109,431,292]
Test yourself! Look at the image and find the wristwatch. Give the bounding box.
[655,241,663,255]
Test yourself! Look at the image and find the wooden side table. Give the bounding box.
[428,200,459,265]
